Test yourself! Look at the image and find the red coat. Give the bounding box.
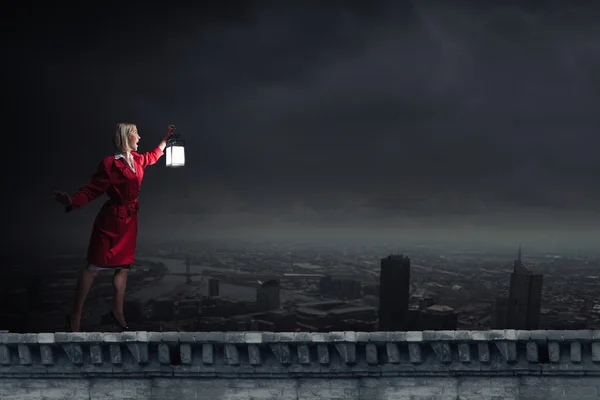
[67,147,164,267]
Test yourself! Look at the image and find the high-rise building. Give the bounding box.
[420,305,458,330]
[319,275,362,299]
[208,278,219,297]
[493,297,510,329]
[378,254,411,331]
[257,279,281,312]
[505,246,543,329]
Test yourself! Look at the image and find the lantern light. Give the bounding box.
[165,133,185,168]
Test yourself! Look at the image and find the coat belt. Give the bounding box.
[106,200,139,218]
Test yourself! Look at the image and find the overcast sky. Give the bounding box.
[4,0,600,250]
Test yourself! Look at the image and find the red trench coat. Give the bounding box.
[67,147,164,267]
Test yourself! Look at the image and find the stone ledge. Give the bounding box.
[0,330,598,378]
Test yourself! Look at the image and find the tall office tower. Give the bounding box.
[493,297,510,329]
[378,254,411,331]
[257,279,281,312]
[506,246,543,329]
[185,256,192,284]
[208,278,220,297]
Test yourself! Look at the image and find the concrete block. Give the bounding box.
[529,330,548,342]
[317,344,330,365]
[158,343,170,364]
[0,345,10,366]
[195,332,224,343]
[178,332,195,343]
[458,343,471,362]
[548,341,560,363]
[62,344,83,365]
[160,331,179,343]
[365,343,378,365]
[478,342,490,363]
[495,341,517,363]
[516,330,531,341]
[126,343,149,364]
[102,333,121,343]
[408,343,422,364]
[180,343,193,364]
[455,331,473,341]
[224,344,239,365]
[89,344,103,365]
[248,344,261,366]
[356,332,370,343]
[570,342,582,363]
[17,344,32,365]
[40,344,54,366]
[335,343,356,364]
[526,342,539,363]
[297,344,310,365]
[548,331,564,342]
[225,332,245,343]
[310,333,328,343]
[471,331,488,341]
[244,332,262,344]
[431,342,452,364]
[109,344,122,365]
[386,343,400,364]
[202,343,214,364]
[592,342,600,363]
[276,332,295,342]
[405,331,423,342]
[270,343,291,365]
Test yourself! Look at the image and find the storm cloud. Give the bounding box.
[5,0,600,248]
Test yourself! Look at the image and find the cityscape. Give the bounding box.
[2,240,598,334]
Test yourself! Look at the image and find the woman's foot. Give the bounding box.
[110,311,129,331]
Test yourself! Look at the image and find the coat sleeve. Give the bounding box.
[66,158,112,212]
[138,146,164,168]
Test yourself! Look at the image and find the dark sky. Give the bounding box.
[4,0,600,250]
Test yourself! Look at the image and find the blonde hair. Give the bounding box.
[113,123,136,153]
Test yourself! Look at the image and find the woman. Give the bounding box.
[53,123,176,332]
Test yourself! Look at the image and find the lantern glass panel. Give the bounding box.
[166,144,185,167]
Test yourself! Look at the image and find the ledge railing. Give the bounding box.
[1,330,599,378]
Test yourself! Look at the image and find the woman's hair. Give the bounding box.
[113,123,136,153]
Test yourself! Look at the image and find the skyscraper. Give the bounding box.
[505,246,543,329]
[257,279,281,312]
[378,254,411,331]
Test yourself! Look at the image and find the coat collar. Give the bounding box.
[114,152,136,173]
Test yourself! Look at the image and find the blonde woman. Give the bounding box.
[53,123,176,332]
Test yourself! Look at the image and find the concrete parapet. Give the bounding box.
[1,330,599,378]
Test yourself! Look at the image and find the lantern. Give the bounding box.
[165,133,185,167]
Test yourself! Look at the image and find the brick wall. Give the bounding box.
[1,330,599,399]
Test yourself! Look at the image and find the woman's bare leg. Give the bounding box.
[70,268,99,331]
[112,268,129,326]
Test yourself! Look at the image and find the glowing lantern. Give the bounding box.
[165,133,185,167]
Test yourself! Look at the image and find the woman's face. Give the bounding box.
[128,127,140,152]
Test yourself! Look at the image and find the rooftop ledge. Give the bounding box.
[1,330,599,378]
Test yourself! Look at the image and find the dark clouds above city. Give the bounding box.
[5,1,600,249]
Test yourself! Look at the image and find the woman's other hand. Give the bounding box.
[53,190,72,206]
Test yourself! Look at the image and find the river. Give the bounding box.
[131,256,318,304]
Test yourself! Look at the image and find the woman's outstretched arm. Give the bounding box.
[138,124,176,168]
[53,157,112,212]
